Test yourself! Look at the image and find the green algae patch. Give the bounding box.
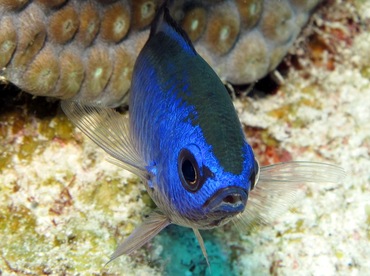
[283,219,306,235]
[0,205,36,233]
[17,135,42,162]
[360,66,370,79]
[365,204,370,223]
[38,115,75,141]
[77,176,140,214]
[87,179,125,214]
[365,205,370,240]
[0,147,12,169]
[0,99,77,167]
[335,250,344,259]
[0,205,51,273]
[0,111,35,166]
[0,93,160,274]
[141,192,156,209]
[268,98,322,129]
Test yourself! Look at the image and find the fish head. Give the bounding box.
[153,138,259,229]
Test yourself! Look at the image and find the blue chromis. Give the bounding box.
[61,5,345,265]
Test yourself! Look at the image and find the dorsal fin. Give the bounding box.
[150,2,196,55]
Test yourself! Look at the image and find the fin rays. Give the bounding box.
[109,210,171,263]
[61,100,148,179]
[234,161,346,228]
[193,228,210,269]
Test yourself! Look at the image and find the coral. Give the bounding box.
[11,5,46,69]
[260,0,295,45]
[48,5,79,44]
[22,46,60,94]
[0,17,17,68]
[37,0,67,8]
[224,31,269,83]
[104,46,134,104]
[236,0,263,30]
[0,0,29,11]
[100,2,131,43]
[181,6,207,42]
[54,50,85,99]
[76,2,100,47]
[0,0,322,107]
[83,46,113,101]
[205,2,241,55]
[132,0,159,30]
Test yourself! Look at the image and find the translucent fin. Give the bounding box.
[193,228,210,269]
[109,210,171,263]
[258,161,345,184]
[234,161,346,228]
[61,100,148,179]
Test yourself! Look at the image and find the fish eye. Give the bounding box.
[178,148,201,192]
[250,159,260,190]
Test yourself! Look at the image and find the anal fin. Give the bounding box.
[108,210,171,263]
[193,228,211,271]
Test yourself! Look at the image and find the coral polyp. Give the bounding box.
[100,2,131,43]
[0,0,29,11]
[181,6,207,42]
[205,2,241,55]
[48,5,79,44]
[132,0,159,30]
[23,47,60,94]
[0,17,17,68]
[260,0,295,45]
[76,2,100,47]
[235,0,263,30]
[55,50,85,99]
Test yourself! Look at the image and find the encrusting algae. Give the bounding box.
[0,90,157,274]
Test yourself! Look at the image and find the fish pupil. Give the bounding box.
[182,159,197,185]
[178,148,202,192]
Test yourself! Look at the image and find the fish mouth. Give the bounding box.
[203,187,248,214]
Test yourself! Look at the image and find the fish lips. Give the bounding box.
[203,186,248,215]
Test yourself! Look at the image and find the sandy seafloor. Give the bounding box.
[0,1,369,275]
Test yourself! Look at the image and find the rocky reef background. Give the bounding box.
[1,0,369,275]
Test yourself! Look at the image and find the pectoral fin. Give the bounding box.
[109,210,171,263]
[234,161,346,228]
[61,100,148,179]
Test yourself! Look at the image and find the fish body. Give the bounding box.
[62,3,345,265]
[130,8,256,229]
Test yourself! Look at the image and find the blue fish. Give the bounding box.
[61,4,344,265]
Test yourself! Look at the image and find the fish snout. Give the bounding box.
[204,187,248,214]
